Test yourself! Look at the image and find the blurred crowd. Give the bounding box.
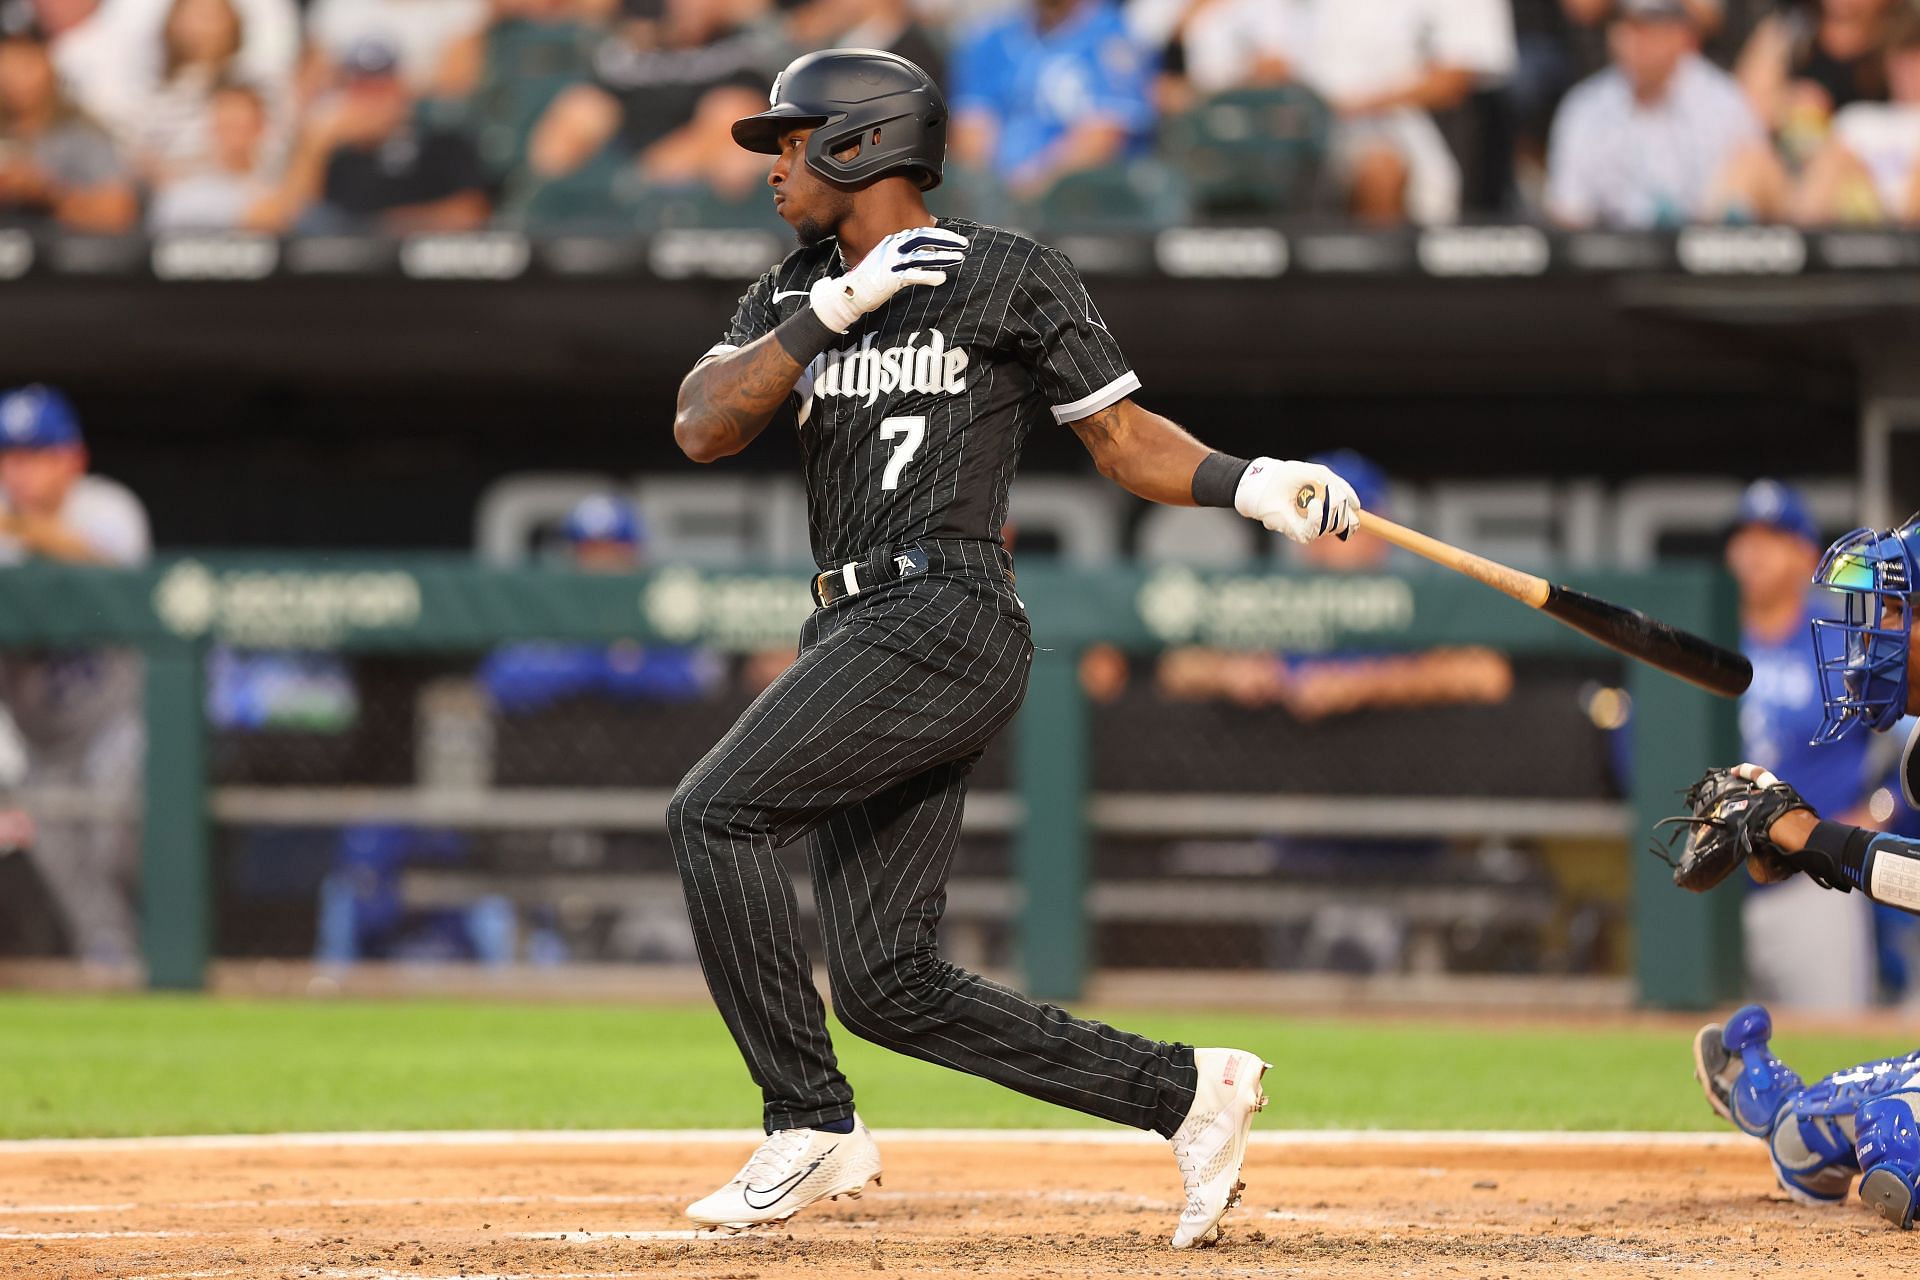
[2,0,1920,234]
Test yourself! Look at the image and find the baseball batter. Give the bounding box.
[1663,513,1920,1229]
[667,49,1361,1248]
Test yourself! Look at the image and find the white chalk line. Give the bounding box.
[128,1274,672,1280]
[0,1228,193,1239]
[0,1192,676,1217]
[0,1127,1749,1156]
[0,1186,1177,1224]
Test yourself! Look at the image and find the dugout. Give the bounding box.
[0,557,1739,1008]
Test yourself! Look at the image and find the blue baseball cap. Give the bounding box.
[1309,449,1389,514]
[0,385,82,450]
[1734,479,1819,547]
[561,495,642,546]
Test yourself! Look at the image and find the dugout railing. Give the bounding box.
[0,556,1740,1007]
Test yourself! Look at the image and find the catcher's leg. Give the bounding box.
[1693,1004,1804,1137]
[1858,1092,1920,1230]
[1776,1047,1920,1215]
[1692,1004,1856,1204]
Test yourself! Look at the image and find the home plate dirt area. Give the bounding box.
[0,1131,1907,1278]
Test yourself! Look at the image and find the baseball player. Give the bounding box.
[1667,511,1920,1228]
[666,49,1362,1248]
[0,385,150,965]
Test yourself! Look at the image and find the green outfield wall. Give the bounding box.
[0,556,1740,1006]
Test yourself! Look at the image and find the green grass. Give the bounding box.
[0,994,1910,1139]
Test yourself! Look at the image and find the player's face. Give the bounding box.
[1726,525,1819,610]
[1298,527,1391,573]
[571,539,640,573]
[769,127,854,246]
[0,446,84,514]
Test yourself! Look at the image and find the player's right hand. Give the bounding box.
[1234,458,1361,544]
[810,226,969,333]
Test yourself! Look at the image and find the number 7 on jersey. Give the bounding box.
[879,416,926,492]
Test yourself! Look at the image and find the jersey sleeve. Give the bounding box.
[1008,246,1141,425]
[77,483,150,566]
[703,269,781,362]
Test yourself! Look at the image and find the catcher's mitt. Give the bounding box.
[1652,764,1814,892]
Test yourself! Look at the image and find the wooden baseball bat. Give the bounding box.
[1294,485,1752,699]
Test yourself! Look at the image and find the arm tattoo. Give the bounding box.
[676,335,804,458]
[1068,401,1126,457]
[677,310,840,460]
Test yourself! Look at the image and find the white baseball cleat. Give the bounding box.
[1169,1047,1270,1249]
[685,1117,883,1232]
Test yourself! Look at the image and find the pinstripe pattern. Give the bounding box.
[674,225,1195,1139]
[715,220,1138,569]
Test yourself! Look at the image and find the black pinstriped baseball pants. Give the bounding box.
[667,541,1198,1136]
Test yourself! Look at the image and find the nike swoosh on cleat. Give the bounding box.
[740,1150,831,1211]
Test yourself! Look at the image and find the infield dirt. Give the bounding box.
[0,1134,1904,1278]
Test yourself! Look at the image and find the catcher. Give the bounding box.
[1661,515,1920,1228]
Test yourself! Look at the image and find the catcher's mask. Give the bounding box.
[731,48,947,192]
[1811,518,1920,742]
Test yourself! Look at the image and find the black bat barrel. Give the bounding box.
[1541,585,1752,699]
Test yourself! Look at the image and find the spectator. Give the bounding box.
[1293,0,1518,225]
[305,0,490,97]
[524,0,769,198]
[1725,479,1879,1009]
[949,0,1156,199]
[1737,0,1892,165]
[1125,0,1296,115]
[0,6,136,231]
[0,385,150,967]
[1546,0,1759,227]
[782,0,945,93]
[147,80,277,229]
[257,36,490,232]
[1715,5,1920,223]
[121,0,254,182]
[49,0,296,154]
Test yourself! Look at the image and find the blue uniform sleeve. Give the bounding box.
[480,645,603,714]
[600,644,722,703]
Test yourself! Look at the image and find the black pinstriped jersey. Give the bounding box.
[708,218,1139,569]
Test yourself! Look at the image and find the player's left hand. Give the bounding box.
[810,226,970,333]
[1233,458,1360,544]
[1653,763,1830,892]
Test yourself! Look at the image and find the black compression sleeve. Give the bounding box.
[773,307,839,366]
[1800,820,1874,892]
[1192,452,1251,508]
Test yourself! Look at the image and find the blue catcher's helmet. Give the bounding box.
[1811,516,1920,742]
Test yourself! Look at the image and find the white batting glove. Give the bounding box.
[1234,458,1361,544]
[810,226,969,333]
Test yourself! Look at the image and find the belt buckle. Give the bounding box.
[812,561,864,607]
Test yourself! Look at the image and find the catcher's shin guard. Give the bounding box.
[1857,1095,1920,1229]
[1699,1004,1805,1139]
[1769,1105,1861,1206]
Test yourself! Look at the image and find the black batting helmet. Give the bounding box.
[731,48,946,192]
